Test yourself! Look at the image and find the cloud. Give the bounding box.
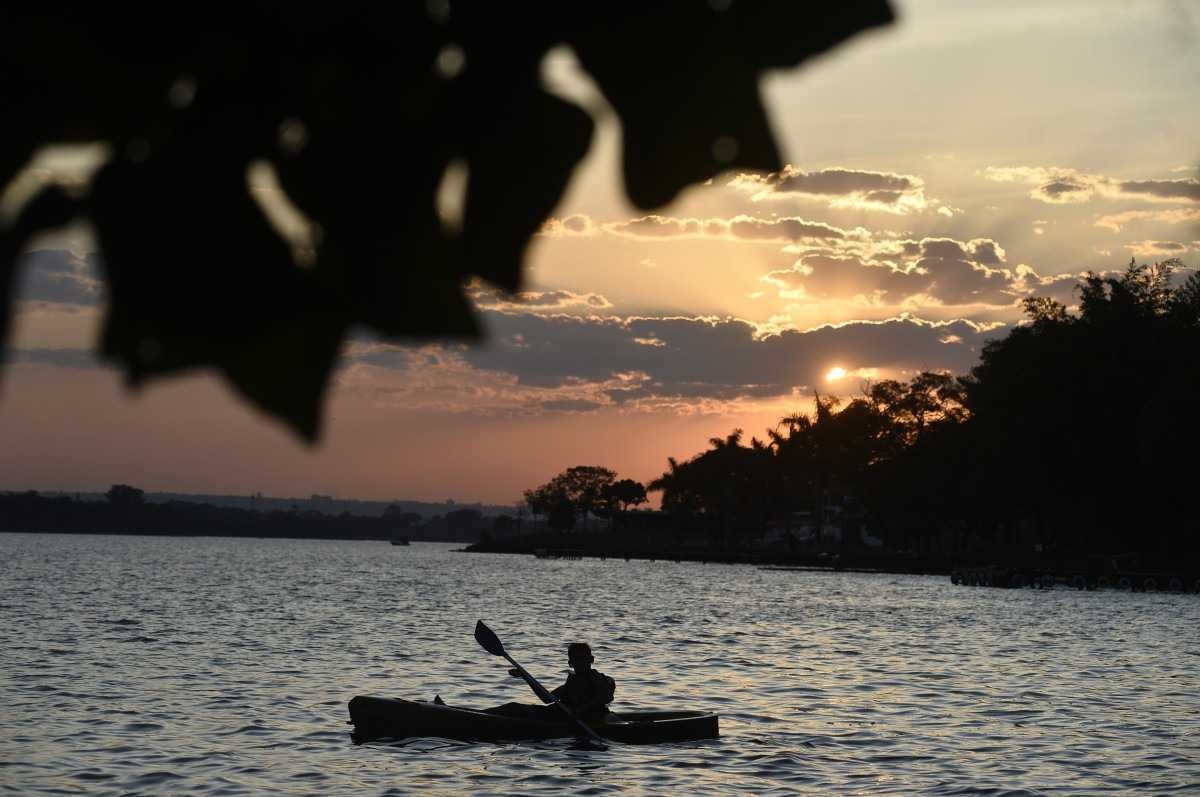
[1123,240,1190,258]
[344,343,419,371]
[982,166,1106,203]
[19,302,1006,417]
[1094,207,1200,232]
[983,166,1200,205]
[468,283,614,313]
[1119,180,1200,202]
[14,250,103,306]
[761,236,1019,307]
[1010,266,1091,307]
[763,254,918,303]
[454,310,1000,406]
[538,214,597,237]
[601,213,859,243]
[1004,264,1200,308]
[339,309,1005,416]
[727,166,945,215]
[540,398,606,413]
[774,168,918,196]
[913,239,1016,305]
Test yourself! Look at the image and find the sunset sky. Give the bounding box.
[3,0,1198,506]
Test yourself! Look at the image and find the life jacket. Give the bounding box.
[558,670,615,713]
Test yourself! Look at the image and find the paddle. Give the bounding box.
[474,620,608,747]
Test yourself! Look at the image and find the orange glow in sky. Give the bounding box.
[2,1,1197,504]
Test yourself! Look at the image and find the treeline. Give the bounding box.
[522,466,647,530]
[646,259,1199,567]
[0,485,488,542]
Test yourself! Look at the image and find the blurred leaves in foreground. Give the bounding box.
[0,3,892,439]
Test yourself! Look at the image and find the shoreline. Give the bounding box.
[462,533,954,575]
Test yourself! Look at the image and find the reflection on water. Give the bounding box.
[2,533,1197,795]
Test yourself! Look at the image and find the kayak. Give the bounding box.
[348,696,719,744]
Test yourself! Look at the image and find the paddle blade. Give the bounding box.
[474,620,506,656]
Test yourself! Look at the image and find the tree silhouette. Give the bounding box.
[525,465,619,530]
[0,3,894,439]
[647,429,773,545]
[956,257,1200,559]
[648,258,1200,563]
[105,484,145,508]
[602,478,648,518]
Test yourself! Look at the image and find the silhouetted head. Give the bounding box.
[567,642,594,674]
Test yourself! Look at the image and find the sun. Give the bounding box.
[825,366,848,382]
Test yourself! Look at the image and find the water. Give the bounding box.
[1,533,1197,796]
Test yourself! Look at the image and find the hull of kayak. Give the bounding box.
[348,696,719,744]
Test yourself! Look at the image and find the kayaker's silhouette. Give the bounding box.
[350,623,718,744]
[485,642,616,721]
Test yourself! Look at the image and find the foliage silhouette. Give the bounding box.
[524,465,630,531]
[643,259,1198,567]
[0,3,894,439]
[601,478,649,526]
[104,484,145,509]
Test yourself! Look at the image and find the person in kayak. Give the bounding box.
[550,643,616,718]
[486,642,616,721]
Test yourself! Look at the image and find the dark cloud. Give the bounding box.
[727,217,847,241]
[605,214,850,243]
[1039,178,1090,199]
[764,237,1017,306]
[774,168,918,196]
[730,167,935,213]
[920,239,968,260]
[608,215,707,237]
[561,215,590,233]
[1119,179,1200,202]
[440,310,1004,402]
[15,250,103,306]
[914,239,1015,305]
[987,166,1200,205]
[917,257,1014,305]
[765,255,921,301]
[469,285,614,311]
[540,398,606,412]
[969,240,1004,266]
[864,190,903,204]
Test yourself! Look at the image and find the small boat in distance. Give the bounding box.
[389,536,410,546]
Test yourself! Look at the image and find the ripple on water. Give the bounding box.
[1,534,1198,797]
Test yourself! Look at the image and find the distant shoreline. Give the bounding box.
[7,489,511,519]
[463,532,954,574]
[0,491,484,543]
[0,528,461,543]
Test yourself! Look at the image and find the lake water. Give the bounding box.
[2,533,1197,795]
